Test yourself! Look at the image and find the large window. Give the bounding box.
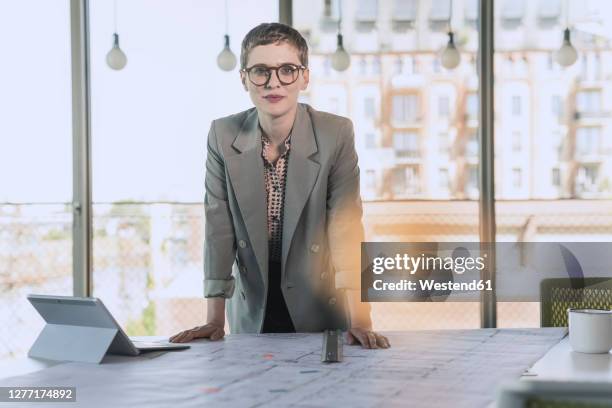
[576,89,601,114]
[392,94,420,124]
[294,0,481,330]
[295,0,612,331]
[87,0,277,337]
[494,0,612,327]
[393,131,420,158]
[575,127,601,157]
[5,0,610,350]
[0,0,73,361]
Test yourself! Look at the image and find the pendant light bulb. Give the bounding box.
[106,33,127,70]
[555,28,578,67]
[331,33,350,72]
[217,35,237,71]
[440,32,461,70]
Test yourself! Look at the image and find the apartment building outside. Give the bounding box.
[293,0,612,204]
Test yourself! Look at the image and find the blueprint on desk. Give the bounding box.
[0,328,567,408]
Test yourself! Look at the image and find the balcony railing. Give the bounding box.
[395,149,420,158]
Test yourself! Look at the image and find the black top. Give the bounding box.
[262,261,296,333]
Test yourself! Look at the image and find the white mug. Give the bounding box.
[568,308,612,354]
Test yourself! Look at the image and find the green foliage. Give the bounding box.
[124,301,156,336]
[108,202,151,243]
[41,228,69,241]
[600,177,610,193]
[146,272,155,290]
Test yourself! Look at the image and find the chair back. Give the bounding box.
[540,277,612,327]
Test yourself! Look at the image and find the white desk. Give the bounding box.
[527,336,612,382]
[0,336,161,382]
[0,329,571,407]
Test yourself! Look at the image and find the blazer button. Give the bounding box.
[310,244,320,253]
[320,272,328,280]
[328,297,337,305]
[238,240,247,248]
[240,266,247,274]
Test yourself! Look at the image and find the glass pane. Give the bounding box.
[393,0,418,22]
[501,0,526,22]
[0,0,73,361]
[464,0,478,23]
[538,0,561,22]
[494,0,612,328]
[88,0,277,336]
[356,0,378,21]
[429,0,451,22]
[294,0,480,330]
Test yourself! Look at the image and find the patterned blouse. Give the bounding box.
[261,131,291,263]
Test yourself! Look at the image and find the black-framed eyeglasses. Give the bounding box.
[240,63,307,86]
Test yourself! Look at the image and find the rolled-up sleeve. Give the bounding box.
[203,120,236,298]
[327,119,366,290]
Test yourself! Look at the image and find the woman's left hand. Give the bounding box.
[346,327,391,349]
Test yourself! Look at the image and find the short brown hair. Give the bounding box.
[240,23,308,69]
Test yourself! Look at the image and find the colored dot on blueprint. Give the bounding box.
[199,386,221,394]
[263,353,274,360]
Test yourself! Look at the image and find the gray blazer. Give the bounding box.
[203,103,366,333]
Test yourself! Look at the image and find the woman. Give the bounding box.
[170,23,389,349]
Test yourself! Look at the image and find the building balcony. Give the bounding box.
[574,150,605,162]
[394,149,421,161]
[390,74,426,88]
[319,16,339,33]
[390,120,422,130]
[573,110,611,122]
[391,19,416,33]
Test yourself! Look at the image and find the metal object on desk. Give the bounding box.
[321,329,343,363]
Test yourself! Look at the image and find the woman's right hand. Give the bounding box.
[169,322,225,343]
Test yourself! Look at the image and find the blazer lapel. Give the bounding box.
[225,109,269,286]
[282,104,320,278]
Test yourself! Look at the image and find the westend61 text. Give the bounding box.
[372,279,493,292]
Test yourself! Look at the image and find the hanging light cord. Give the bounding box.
[224,0,229,35]
[338,0,343,34]
[449,0,454,33]
[113,0,118,33]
